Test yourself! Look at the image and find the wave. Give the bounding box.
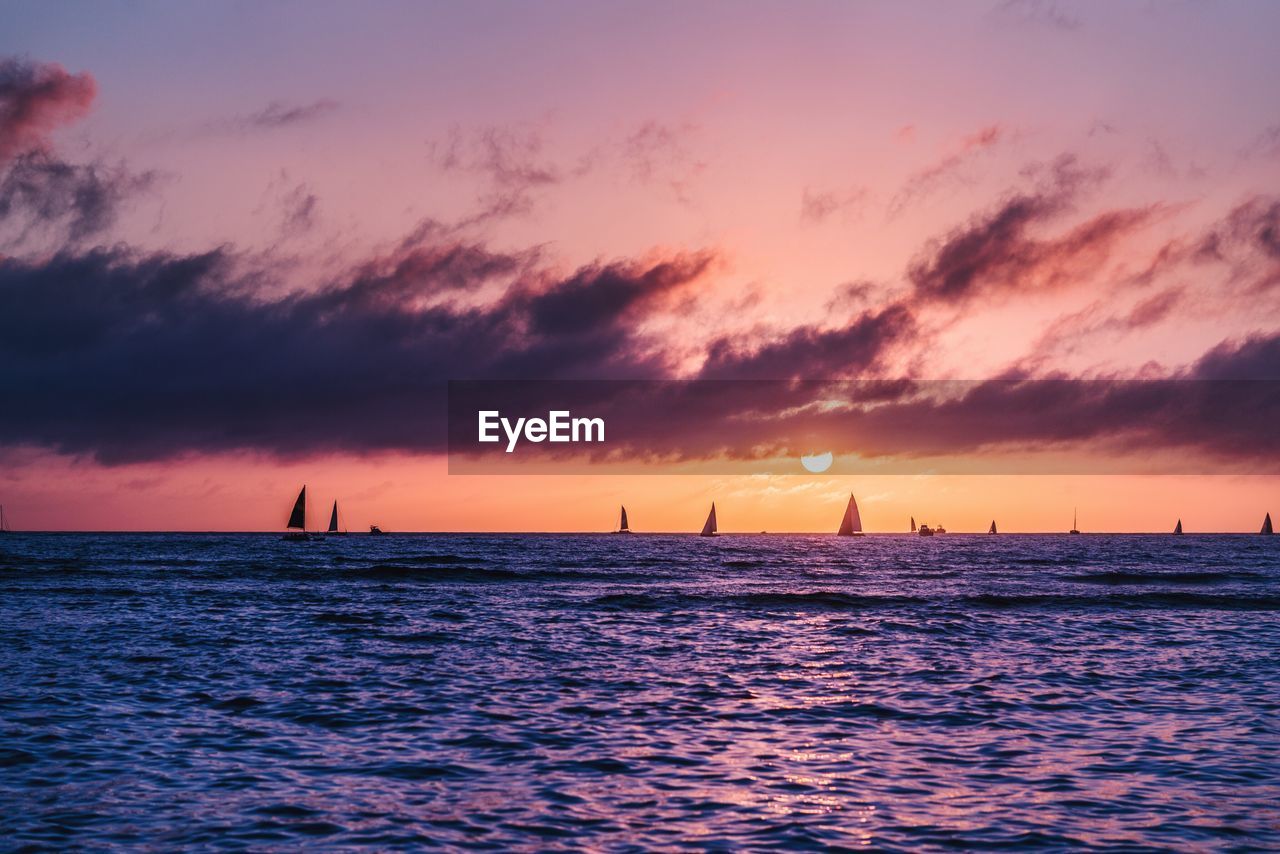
[587,590,1280,612]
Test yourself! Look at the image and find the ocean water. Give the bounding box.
[1,532,1278,850]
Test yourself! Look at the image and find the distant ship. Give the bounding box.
[836,494,864,536]
[615,505,632,534]
[1174,519,1183,535]
[1069,508,1081,535]
[369,524,385,535]
[1263,513,1274,535]
[988,520,998,534]
[700,503,718,537]
[327,501,347,536]
[910,516,916,533]
[282,486,312,541]
[918,523,934,537]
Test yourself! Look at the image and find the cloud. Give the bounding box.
[800,186,869,225]
[889,124,1005,214]
[279,182,319,236]
[697,304,914,380]
[990,0,1081,32]
[0,57,96,162]
[0,238,717,462]
[0,57,154,248]
[0,153,156,245]
[428,123,579,223]
[905,156,1159,302]
[620,120,706,205]
[238,99,338,131]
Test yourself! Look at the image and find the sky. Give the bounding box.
[1,0,1278,531]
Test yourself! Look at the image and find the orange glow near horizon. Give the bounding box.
[1,449,1275,534]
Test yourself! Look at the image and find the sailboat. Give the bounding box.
[1263,513,1274,535]
[837,493,863,536]
[0,505,8,534]
[910,516,916,533]
[615,505,632,534]
[988,520,998,535]
[327,501,347,536]
[700,503,718,537]
[282,486,311,541]
[1069,508,1081,535]
[1174,519,1183,535]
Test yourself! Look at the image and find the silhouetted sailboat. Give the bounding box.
[1174,519,1183,535]
[837,493,863,536]
[283,486,310,541]
[615,505,632,534]
[989,520,997,534]
[1263,513,1274,535]
[910,516,916,532]
[327,501,347,536]
[700,503,718,537]
[0,505,8,534]
[1069,508,1080,535]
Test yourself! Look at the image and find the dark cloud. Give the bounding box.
[0,57,153,247]
[906,156,1155,302]
[698,304,914,380]
[0,57,96,162]
[0,152,156,245]
[449,331,1280,472]
[0,239,715,462]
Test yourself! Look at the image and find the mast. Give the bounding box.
[700,503,717,536]
[619,505,629,532]
[287,486,306,530]
[837,493,862,536]
[328,501,339,533]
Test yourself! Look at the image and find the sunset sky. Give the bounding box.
[2,1,1278,531]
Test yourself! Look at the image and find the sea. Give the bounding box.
[1,532,1278,850]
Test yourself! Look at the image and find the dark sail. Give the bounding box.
[700,503,717,536]
[1174,519,1183,535]
[1264,513,1274,535]
[328,501,339,533]
[287,486,306,530]
[989,520,997,534]
[620,505,629,531]
[910,516,916,532]
[837,494,862,536]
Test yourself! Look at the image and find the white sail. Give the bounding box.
[837,494,862,536]
[700,503,717,536]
